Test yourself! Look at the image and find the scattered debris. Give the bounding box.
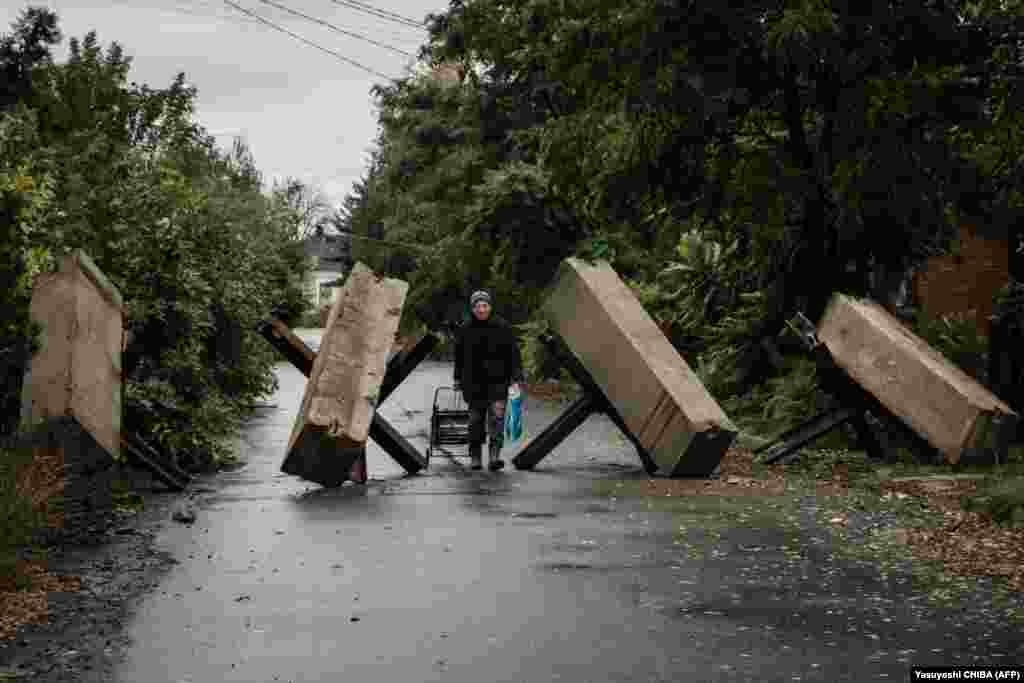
[878,479,1024,593]
[637,448,786,497]
[172,504,197,525]
[0,561,81,641]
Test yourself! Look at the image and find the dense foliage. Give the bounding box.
[340,0,1024,431]
[0,8,310,469]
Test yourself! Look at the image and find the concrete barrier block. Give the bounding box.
[818,293,1019,463]
[283,263,409,484]
[20,249,124,461]
[542,258,736,476]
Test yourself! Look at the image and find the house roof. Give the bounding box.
[303,233,350,273]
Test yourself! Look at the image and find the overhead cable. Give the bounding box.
[324,0,424,30]
[257,0,416,57]
[222,0,397,80]
[340,0,423,28]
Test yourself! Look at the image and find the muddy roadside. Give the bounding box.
[0,469,221,682]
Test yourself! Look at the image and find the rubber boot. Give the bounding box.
[469,442,483,470]
[349,452,368,484]
[488,441,505,472]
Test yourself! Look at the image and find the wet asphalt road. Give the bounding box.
[111,331,1024,683]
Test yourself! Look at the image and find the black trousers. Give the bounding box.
[466,390,508,452]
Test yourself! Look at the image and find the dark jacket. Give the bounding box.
[453,314,524,401]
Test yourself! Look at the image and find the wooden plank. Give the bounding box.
[541,258,737,476]
[817,293,1019,464]
[282,262,409,485]
[20,250,123,461]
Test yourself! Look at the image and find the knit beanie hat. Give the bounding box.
[470,290,492,307]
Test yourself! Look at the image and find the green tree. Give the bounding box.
[421,0,1017,392]
[0,7,61,435]
[1,10,310,468]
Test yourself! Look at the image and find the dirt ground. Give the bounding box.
[638,446,1024,596]
[0,475,185,681]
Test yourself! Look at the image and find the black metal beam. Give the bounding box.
[256,318,315,377]
[378,333,438,405]
[599,401,660,475]
[538,332,658,472]
[513,392,600,470]
[850,413,891,463]
[758,406,859,465]
[369,413,427,473]
[123,433,192,491]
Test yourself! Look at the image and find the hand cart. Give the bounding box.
[426,386,471,464]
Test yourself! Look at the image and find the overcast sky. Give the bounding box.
[2,0,449,209]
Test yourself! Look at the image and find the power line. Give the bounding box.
[256,0,416,58]
[341,0,424,28]
[222,0,397,80]
[324,0,424,31]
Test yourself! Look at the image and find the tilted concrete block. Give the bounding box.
[19,250,123,531]
[818,294,1018,464]
[283,262,408,485]
[21,249,124,461]
[542,258,736,476]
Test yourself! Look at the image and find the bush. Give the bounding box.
[964,477,1024,527]
[720,355,849,448]
[0,444,49,587]
[292,308,324,329]
[910,310,990,384]
[516,318,560,382]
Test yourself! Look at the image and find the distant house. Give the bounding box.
[302,231,352,312]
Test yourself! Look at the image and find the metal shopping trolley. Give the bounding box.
[426,386,472,464]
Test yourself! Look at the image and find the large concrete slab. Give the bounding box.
[542,258,736,476]
[17,250,124,529]
[818,293,1019,464]
[282,262,409,485]
[20,249,124,461]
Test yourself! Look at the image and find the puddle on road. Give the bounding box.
[541,562,597,571]
[546,541,601,553]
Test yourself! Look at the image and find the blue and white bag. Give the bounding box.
[505,384,524,444]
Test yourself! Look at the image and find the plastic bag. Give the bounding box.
[505,384,524,444]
